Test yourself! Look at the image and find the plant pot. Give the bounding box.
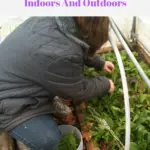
[59,125,83,150]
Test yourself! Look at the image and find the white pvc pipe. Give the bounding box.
[110,18,150,88]
[109,34,130,150]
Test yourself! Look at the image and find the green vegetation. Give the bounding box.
[84,51,150,150]
[56,132,78,150]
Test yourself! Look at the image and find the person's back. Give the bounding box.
[0,17,114,150]
[0,17,83,130]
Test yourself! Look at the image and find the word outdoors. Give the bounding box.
[25,0,127,7]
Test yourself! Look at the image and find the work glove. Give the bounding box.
[52,96,72,118]
[52,96,75,125]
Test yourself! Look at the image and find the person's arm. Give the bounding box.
[34,55,110,101]
[84,54,105,70]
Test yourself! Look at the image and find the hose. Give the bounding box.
[109,34,130,150]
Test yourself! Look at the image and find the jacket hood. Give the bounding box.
[55,17,90,50]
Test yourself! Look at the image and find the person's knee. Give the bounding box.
[9,115,62,150]
[38,127,61,150]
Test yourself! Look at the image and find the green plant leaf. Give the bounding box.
[84,50,150,149]
[130,142,139,150]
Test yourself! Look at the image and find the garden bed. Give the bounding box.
[75,50,150,150]
[0,47,150,150]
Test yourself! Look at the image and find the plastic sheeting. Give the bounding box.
[136,17,150,56]
[0,16,150,55]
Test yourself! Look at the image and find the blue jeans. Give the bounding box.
[8,115,61,150]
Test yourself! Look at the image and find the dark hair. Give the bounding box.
[74,17,109,57]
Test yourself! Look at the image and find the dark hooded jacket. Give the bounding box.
[0,17,110,131]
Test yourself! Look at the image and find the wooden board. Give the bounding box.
[136,41,150,64]
[0,132,15,150]
[96,42,123,54]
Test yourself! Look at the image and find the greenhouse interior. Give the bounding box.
[0,16,150,150]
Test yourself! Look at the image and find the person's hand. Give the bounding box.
[109,80,115,93]
[103,61,115,73]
